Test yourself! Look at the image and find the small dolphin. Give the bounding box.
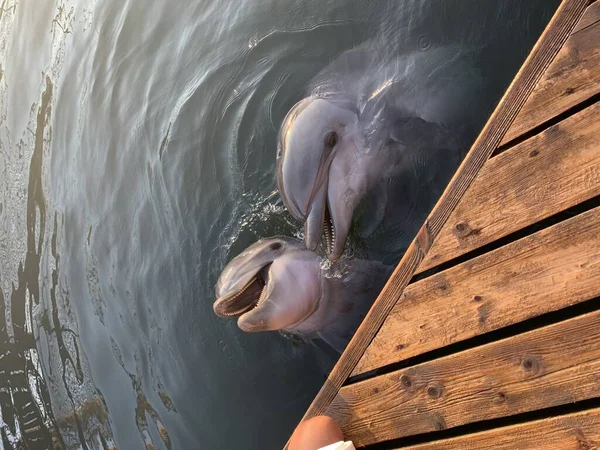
[276,44,485,262]
[213,237,392,352]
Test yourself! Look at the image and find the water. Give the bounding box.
[0,1,558,449]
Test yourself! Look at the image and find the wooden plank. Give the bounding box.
[399,408,600,450]
[327,310,600,447]
[418,100,600,274]
[287,2,590,440]
[500,2,600,146]
[572,0,600,33]
[353,205,600,376]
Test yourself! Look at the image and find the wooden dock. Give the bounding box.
[290,0,600,447]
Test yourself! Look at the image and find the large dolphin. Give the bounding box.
[213,237,392,352]
[276,44,485,263]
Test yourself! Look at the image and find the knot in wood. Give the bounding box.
[521,355,541,375]
[431,413,447,431]
[400,374,413,389]
[493,391,507,405]
[427,383,444,399]
[453,221,480,239]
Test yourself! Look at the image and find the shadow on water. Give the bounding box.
[0,0,560,449]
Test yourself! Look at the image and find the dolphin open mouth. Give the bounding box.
[305,182,339,258]
[213,263,272,317]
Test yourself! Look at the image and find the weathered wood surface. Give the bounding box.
[399,408,600,450]
[500,1,600,146]
[328,310,600,447]
[573,0,600,33]
[418,100,600,274]
[287,2,590,435]
[353,205,600,376]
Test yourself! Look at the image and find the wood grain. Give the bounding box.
[328,309,600,447]
[353,205,600,376]
[285,3,590,444]
[398,408,600,450]
[572,0,600,34]
[418,100,600,274]
[500,2,600,146]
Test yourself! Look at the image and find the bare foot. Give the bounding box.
[289,416,345,450]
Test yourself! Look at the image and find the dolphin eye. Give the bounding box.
[325,131,338,148]
[270,242,282,251]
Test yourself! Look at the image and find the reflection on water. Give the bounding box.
[0,0,558,448]
[0,76,61,449]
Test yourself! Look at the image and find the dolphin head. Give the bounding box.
[276,97,369,261]
[213,237,324,333]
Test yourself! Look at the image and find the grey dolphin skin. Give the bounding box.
[276,44,486,262]
[213,237,392,352]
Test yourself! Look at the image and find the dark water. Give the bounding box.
[0,1,558,449]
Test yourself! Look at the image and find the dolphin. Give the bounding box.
[213,236,392,352]
[276,44,487,263]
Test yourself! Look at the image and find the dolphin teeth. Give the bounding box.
[256,285,269,308]
[323,203,335,255]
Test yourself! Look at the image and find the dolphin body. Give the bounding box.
[275,43,490,264]
[213,237,392,352]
